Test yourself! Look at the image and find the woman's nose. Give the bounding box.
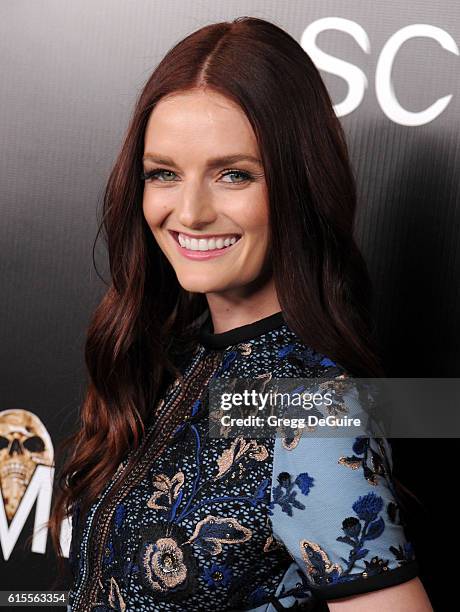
[176,182,217,227]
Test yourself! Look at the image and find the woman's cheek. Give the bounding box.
[142,195,166,228]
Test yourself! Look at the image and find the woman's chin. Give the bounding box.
[176,276,229,294]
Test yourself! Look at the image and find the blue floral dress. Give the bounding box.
[67,311,419,611]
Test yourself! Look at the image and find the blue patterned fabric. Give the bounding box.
[67,312,418,611]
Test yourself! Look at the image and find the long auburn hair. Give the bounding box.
[47,16,416,586]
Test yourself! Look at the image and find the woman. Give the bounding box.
[49,16,432,611]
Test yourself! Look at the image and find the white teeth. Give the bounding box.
[177,233,239,251]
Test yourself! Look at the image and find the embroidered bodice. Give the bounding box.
[67,311,419,611]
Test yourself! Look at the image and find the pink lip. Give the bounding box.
[168,230,242,260]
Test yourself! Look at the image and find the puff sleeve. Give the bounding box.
[267,384,419,603]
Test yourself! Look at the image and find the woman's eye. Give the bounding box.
[141,169,176,182]
[140,168,253,184]
[220,170,252,184]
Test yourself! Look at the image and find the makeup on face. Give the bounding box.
[141,89,270,294]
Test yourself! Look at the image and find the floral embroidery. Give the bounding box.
[172,399,202,438]
[299,492,416,587]
[246,586,270,607]
[108,577,126,612]
[137,523,198,600]
[202,563,232,588]
[236,342,252,356]
[92,575,127,611]
[263,534,285,553]
[338,436,390,485]
[275,569,316,607]
[147,472,185,512]
[132,423,269,601]
[295,473,315,495]
[277,340,343,373]
[215,437,268,480]
[281,427,302,450]
[390,541,416,564]
[185,515,252,554]
[69,325,418,610]
[270,471,315,516]
[300,540,344,585]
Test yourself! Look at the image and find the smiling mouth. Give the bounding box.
[169,230,242,252]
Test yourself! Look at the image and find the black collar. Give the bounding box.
[198,310,286,350]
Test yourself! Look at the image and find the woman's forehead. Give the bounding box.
[144,90,258,151]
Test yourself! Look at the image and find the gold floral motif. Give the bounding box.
[237,342,252,356]
[281,427,302,450]
[300,539,343,580]
[185,515,252,554]
[337,456,362,470]
[143,537,188,591]
[108,576,126,612]
[338,437,388,486]
[93,576,126,611]
[147,472,185,510]
[215,437,268,479]
[263,534,285,553]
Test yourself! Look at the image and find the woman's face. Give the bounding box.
[142,89,271,296]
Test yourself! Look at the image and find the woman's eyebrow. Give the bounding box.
[142,153,262,169]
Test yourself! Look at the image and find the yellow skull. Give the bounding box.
[0,409,54,521]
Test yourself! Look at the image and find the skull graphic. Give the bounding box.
[0,409,54,521]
